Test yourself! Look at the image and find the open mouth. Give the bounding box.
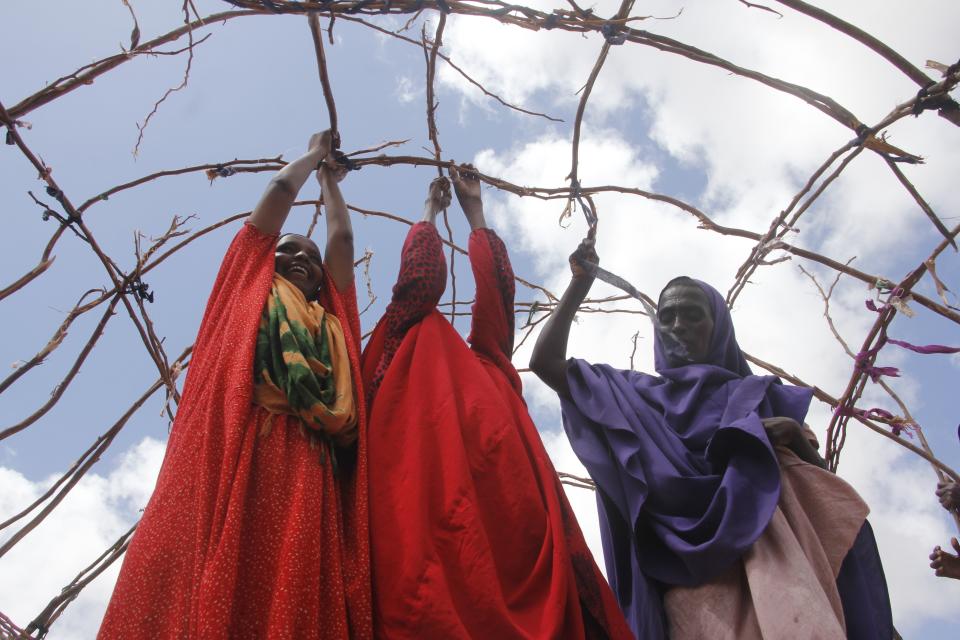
[287,264,309,278]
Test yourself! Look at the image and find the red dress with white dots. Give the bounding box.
[98,223,371,640]
[361,223,632,639]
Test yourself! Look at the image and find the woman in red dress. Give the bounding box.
[98,131,371,640]
[362,166,632,639]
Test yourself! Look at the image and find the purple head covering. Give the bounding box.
[654,277,752,376]
[560,278,813,638]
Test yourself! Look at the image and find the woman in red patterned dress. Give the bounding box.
[361,166,632,639]
[98,131,371,640]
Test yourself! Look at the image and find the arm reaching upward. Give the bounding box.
[529,229,597,397]
[319,154,354,291]
[451,163,486,230]
[247,130,355,292]
[421,176,452,226]
[248,130,333,236]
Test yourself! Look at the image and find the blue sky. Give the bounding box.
[1,1,959,637]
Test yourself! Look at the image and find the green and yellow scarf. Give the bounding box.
[253,275,356,447]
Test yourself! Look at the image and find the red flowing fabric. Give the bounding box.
[362,223,632,639]
[98,223,371,640]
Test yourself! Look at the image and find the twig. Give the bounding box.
[737,0,783,17]
[422,15,458,325]
[307,12,340,143]
[342,15,563,122]
[132,2,205,156]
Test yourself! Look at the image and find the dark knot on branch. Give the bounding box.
[911,81,939,116]
[333,150,359,171]
[124,278,155,303]
[569,178,597,226]
[29,189,85,240]
[601,22,626,45]
[346,0,377,14]
[853,123,872,142]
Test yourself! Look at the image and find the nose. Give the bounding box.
[670,316,686,336]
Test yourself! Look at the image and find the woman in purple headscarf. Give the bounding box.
[530,233,893,639]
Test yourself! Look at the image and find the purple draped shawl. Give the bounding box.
[560,279,813,638]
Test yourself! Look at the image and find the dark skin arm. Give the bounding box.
[247,129,354,291]
[319,151,353,291]
[529,228,597,397]
[248,131,331,235]
[450,163,487,230]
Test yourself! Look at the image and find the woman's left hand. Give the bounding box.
[318,157,348,185]
[762,417,827,468]
[308,130,335,157]
[762,417,803,447]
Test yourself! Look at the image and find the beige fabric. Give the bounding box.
[665,425,869,639]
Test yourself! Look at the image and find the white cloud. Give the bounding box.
[0,438,164,639]
[394,75,420,104]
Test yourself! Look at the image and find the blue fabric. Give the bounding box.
[561,279,817,637]
[836,521,894,640]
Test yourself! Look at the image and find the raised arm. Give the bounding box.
[452,164,517,366]
[319,152,354,291]
[529,229,597,397]
[422,175,452,226]
[450,163,486,231]
[363,178,450,397]
[248,130,333,236]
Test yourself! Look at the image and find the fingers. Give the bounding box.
[426,176,452,210]
[952,537,960,554]
[449,162,479,184]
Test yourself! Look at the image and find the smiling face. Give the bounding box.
[274,234,324,300]
[657,282,715,366]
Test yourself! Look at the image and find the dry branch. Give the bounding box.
[307,12,340,142]
[6,10,258,120]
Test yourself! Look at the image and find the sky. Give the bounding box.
[1,0,959,637]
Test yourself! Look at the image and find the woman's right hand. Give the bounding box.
[421,176,451,223]
[308,130,335,158]
[427,176,452,212]
[569,226,598,280]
